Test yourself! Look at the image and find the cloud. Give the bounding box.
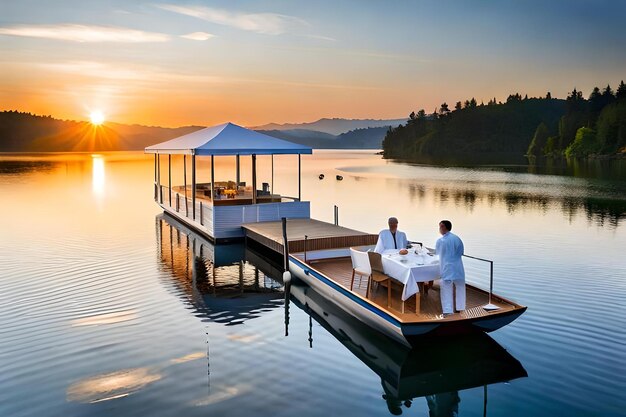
[156,4,308,35]
[0,24,170,42]
[180,31,214,41]
[302,34,336,42]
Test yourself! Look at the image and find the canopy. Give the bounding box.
[145,122,312,155]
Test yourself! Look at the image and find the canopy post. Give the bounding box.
[153,154,157,201]
[235,154,240,189]
[183,154,188,216]
[252,154,257,205]
[271,155,274,195]
[192,152,196,220]
[157,153,161,203]
[168,155,172,206]
[210,155,215,203]
[298,154,301,202]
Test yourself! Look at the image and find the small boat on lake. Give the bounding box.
[243,220,527,347]
[146,123,527,346]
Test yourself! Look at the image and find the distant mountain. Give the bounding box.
[259,126,387,149]
[0,111,203,152]
[251,117,407,135]
[0,111,388,152]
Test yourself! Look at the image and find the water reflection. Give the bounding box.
[426,187,626,227]
[0,159,54,175]
[66,367,162,403]
[156,214,284,325]
[288,281,527,416]
[91,154,105,197]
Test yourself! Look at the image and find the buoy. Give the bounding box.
[319,174,324,180]
[283,271,292,284]
[336,175,343,181]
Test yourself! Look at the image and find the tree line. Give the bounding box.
[527,81,626,158]
[382,81,626,160]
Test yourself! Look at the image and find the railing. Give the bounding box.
[462,254,496,307]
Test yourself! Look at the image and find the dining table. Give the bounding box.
[381,249,441,312]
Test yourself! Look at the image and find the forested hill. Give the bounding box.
[383,97,566,159]
[383,81,626,160]
[0,111,203,152]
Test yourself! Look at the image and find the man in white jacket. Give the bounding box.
[435,220,465,316]
[374,217,408,254]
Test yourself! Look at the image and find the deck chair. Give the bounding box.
[367,251,392,308]
[349,248,371,291]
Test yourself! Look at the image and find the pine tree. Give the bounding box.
[616,80,626,100]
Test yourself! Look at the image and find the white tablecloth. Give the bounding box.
[381,251,440,301]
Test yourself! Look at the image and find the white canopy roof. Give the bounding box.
[144,122,312,156]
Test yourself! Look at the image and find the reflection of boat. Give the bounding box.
[288,279,527,413]
[156,213,284,325]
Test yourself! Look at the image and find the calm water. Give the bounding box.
[1,151,625,417]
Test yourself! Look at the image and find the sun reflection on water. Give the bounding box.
[91,154,105,197]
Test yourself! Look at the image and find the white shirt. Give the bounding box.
[435,231,465,281]
[374,229,408,254]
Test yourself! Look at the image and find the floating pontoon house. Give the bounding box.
[145,122,312,242]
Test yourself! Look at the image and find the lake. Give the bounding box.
[1,151,625,417]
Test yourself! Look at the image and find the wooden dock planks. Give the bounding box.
[242,218,378,254]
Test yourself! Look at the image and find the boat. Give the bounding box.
[243,220,527,347]
[146,122,527,346]
[286,278,527,414]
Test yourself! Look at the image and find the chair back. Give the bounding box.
[367,251,384,273]
[349,248,371,275]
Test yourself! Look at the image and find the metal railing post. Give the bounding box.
[334,205,338,225]
[304,235,308,263]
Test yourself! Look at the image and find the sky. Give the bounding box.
[1,0,625,127]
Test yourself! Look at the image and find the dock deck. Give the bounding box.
[242,218,378,254]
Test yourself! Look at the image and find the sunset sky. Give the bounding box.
[1,0,625,127]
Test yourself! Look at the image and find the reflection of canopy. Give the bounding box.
[156,213,284,325]
[289,282,527,400]
[145,122,312,156]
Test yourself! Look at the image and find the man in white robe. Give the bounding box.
[374,217,408,254]
[435,220,465,316]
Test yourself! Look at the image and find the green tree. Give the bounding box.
[526,122,550,156]
[565,127,599,157]
[455,101,462,111]
[596,100,626,153]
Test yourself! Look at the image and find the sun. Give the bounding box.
[90,111,105,125]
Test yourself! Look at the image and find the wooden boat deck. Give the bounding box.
[242,219,378,254]
[300,256,519,323]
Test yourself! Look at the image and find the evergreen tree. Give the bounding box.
[455,101,462,111]
[616,80,626,100]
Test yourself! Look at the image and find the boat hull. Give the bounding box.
[289,255,526,346]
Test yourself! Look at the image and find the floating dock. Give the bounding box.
[242,218,377,254]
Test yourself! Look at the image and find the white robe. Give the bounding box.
[435,231,465,281]
[436,231,466,313]
[374,230,408,254]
